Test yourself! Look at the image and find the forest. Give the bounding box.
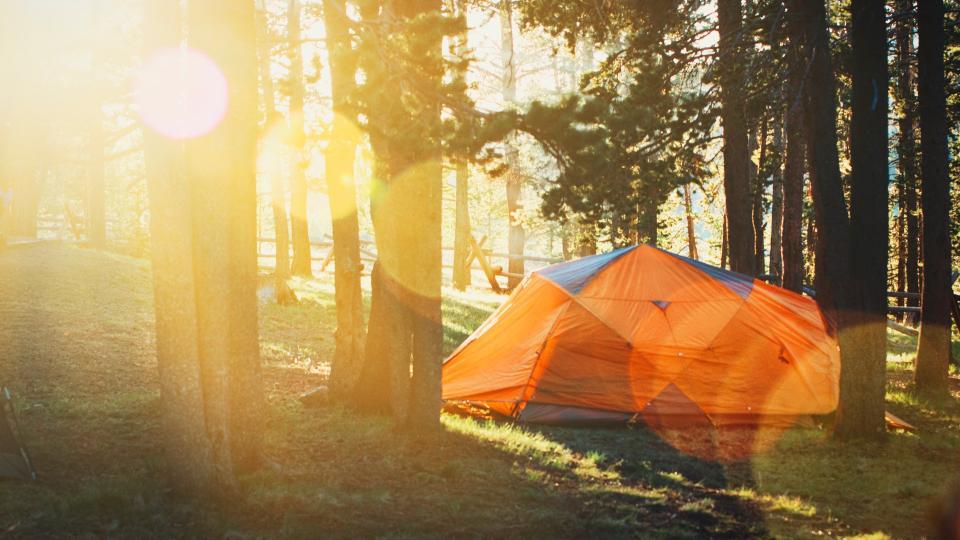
[0,0,959,538]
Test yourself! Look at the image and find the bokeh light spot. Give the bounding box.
[134,47,228,140]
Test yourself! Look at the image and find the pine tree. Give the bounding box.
[914,0,952,395]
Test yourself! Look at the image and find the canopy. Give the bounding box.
[442,245,840,426]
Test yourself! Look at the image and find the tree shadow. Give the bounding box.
[525,423,769,538]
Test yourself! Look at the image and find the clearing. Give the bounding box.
[1,244,958,538]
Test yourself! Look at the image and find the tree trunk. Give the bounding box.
[752,118,768,275]
[720,212,728,269]
[406,0,443,432]
[577,221,598,256]
[355,0,443,432]
[837,0,889,439]
[142,0,218,495]
[769,114,784,283]
[323,0,366,401]
[288,0,313,277]
[453,158,472,290]
[452,0,472,291]
[683,183,699,260]
[896,0,920,317]
[501,0,524,289]
[914,0,952,395]
[718,0,755,276]
[187,0,263,475]
[356,262,410,415]
[256,0,295,305]
[785,0,861,434]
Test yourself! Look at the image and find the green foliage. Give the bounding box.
[348,2,474,179]
[503,1,717,243]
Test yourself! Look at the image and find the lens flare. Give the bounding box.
[134,47,228,140]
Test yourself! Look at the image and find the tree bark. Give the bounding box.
[401,0,443,432]
[895,0,920,317]
[256,0,295,305]
[355,0,443,432]
[452,0,472,291]
[785,0,862,435]
[769,114,784,283]
[837,0,889,439]
[323,0,367,401]
[501,0,524,289]
[288,0,313,277]
[453,158,472,290]
[752,118,768,275]
[914,0,952,395]
[720,212,728,269]
[782,89,804,292]
[142,0,218,495]
[683,183,699,260]
[718,0,756,275]
[188,0,263,475]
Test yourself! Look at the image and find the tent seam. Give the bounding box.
[510,299,573,418]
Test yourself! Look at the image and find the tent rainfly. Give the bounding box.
[442,245,840,427]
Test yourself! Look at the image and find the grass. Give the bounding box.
[0,243,959,538]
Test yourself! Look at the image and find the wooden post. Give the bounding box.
[320,247,335,272]
[469,234,501,293]
[462,234,487,271]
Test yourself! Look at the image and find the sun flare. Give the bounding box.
[134,47,229,140]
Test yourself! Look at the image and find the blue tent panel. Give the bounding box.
[666,251,755,299]
[536,245,637,295]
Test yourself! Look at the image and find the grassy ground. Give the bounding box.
[0,243,958,539]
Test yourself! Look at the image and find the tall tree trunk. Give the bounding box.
[402,0,443,431]
[323,0,366,401]
[837,0,889,439]
[785,0,861,433]
[451,0,472,291]
[718,0,756,275]
[142,0,217,495]
[720,212,728,269]
[453,158,472,289]
[683,183,699,260]
[896,0,921,316]
[355,0,443,432]
[914,0,952,395]
[501,0,524,288]
[288,0,313,277]
[753,118,768,275]
[256,0,295,305]
[188,0,263,474]
[769,114,784,283]
[781,89,804,292]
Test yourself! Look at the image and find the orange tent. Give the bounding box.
[442,245,840,426]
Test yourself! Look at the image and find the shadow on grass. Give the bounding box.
[525,424,768,539]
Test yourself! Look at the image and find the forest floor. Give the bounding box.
[0,243,959,539]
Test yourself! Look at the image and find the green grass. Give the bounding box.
[0,244,958,538]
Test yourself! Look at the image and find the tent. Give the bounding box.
[442,245,840,427]
[1,387,36,481]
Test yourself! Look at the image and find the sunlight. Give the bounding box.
[133,47,228,140]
